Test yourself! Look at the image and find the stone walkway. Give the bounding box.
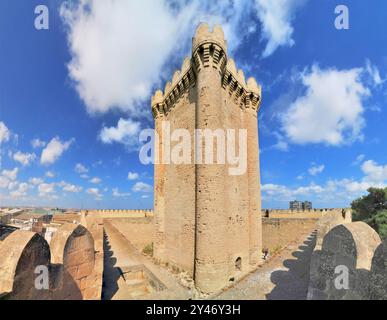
[102,223,317,300]
[214,231,317,300]
[102,221,191,300]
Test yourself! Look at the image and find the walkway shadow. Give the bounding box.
[101,231,121,300]
[266,231,317,300]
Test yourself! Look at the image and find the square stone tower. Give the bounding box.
[151,23,262,293]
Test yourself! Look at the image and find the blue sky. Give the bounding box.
[0,0,386,209]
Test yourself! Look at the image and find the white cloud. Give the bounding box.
[0,122,10,145]
[89,177,101,184]
[263,159,387,206]
[41,137,74,165]
[281,65,370,146]
[308,164,325,176]
[59,181,83,193]
[87,187,102,200]
[0,176,10,189]
[10,182,30,198]
[361,160,387,184]
[31,138,46,149]
[365,59,384,87]
[255,0,306,57]
[60,0,299,115]
[13,151,36,166]
[29,177,44,186]
[127,171,139,181]
[45,171,55,178]
[112,188,131,198]
[2,168,18,181]
[80,174,89,179]
[352,154,365,166]
[38,183,56,197]
[75,163,88,174]
[132,181,152,193]
[99,118,141,150]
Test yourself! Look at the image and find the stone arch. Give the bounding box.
[50,224,95,300]
[308,222,381,300]
[0,230,50,299]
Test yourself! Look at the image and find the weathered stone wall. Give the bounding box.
[84,210,153,219]
[308,214,387,300]
[262,218,319,253]
[263,208,350,220]
[0,222,103,300]
[106,217,155,252]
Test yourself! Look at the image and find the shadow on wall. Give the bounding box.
[266,231,317,300]
[102,231,121,300]
[308,222,387,300]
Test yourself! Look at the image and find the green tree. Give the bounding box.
[351,187,387,240]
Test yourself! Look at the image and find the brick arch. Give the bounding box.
[50,224,95,299]
[0,230,50,299]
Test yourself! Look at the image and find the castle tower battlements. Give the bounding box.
[152,23,263,294]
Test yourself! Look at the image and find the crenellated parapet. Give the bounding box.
[152,57,196,119]
[222,59,262,112]
[151,23,262,118]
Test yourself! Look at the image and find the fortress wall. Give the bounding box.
[162,88,196,275]
[106,217,155,252]
[84,210,153,219]
[263,209,350,220]
[262,218,319,253]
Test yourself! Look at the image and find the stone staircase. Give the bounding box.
[121,268,153,298]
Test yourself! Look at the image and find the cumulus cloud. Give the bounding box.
[99,118,141,151]
[41,137,74,165]
[75,163,88,174]
[59,181,83,193]
[255,0,306,57]
[127,171,139,181]
[263,158,387,206]
[2,168,18,181]
[12,151,36,166]
[45,171,55,178]
[89,177,101,184]
[281,65,371,146]
[308,164,325,176]
[0,122,10,145]
[112,188,131,198]
[38,183,56,197]
[31,138,46,149]
[29,177,44,186]
[132,181,152,193]
[10,182,30,199]
[87,187,102,200]
[361,160,387,184]
[60,0,302,115]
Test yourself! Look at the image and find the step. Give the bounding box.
[126,279,146,289]
[129,287,150,298]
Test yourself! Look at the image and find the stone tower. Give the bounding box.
[151,23,262,293]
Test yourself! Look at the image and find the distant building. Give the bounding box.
[303,201,312,210]
[289,200,313,211]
